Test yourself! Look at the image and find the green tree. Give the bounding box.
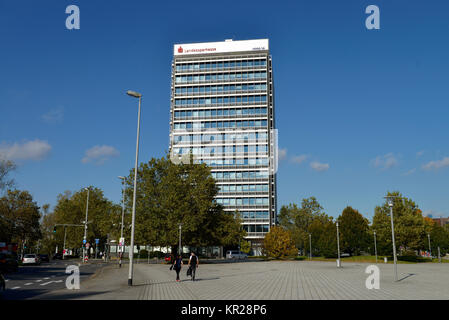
[262,226,297,259]
[337,206,370,256]
[425,218,449,256]
[52,188,121,251]
[317,220,338,258]
[240,240,251,254]
[0,190,41,249]
[372,191,426,255]
[279,197,332,256]
[39,204,58,255]
[0,158,16,193]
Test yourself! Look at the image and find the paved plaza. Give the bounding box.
[32,259,449,300]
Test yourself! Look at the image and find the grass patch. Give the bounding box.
[301,255,449,264]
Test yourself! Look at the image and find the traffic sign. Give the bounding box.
[95,239,99,244]
[83,239,87,244]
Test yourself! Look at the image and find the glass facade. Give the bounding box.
[170,39,277,253]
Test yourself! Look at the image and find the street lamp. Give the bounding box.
[118,176,126,268]
[83,187,90,263]
[336,221,341,268]
[309,233,312,261]
[427,233,432,259]
[384,195,399,282]
[127,89,142,286]
[374,230,378,264]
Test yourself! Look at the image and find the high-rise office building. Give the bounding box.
[169,39,277,255]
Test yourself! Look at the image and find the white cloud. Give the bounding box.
[278,148,287,161]
[291,154,308,165]
[416,150,424,157]
[82,145,119,165]
[402,168,416,176]
[422,157,449,171]
[0,139,51,161]
[371,153,399,170]
[310,161,329,172]
[41,107,64,123]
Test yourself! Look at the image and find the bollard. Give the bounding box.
[384,257,387,263]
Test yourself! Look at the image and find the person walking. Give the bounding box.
[172,254,183,282]
[188,252,199,281]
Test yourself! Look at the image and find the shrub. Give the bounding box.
[262,226,297,259]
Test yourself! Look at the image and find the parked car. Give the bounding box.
[22,254,41,265]
[39,254,50,262]
[0,252,19,273]
[53,253,63,260]
[226,250,248,259]
[164,253,173,263]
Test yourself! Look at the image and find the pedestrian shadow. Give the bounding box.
[398,273,415,282]
[181,277,220,282]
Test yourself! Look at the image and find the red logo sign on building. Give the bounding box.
[178,46,183,53]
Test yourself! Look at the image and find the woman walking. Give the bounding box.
[172,254,183,282]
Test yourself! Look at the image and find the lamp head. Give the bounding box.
[126,90,142,98]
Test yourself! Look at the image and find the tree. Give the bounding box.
[0,158,16,193]
[124,155,244,249]
[317,220,338,258]
[337,206,370,256]
[372,191,426,255]
[240,240,251,254]
[52,187,121,252]
[40,206,57,255]
[0,190,41,249]
[278,197,332,256]
[262,226,297,259]
[425,218,449,256]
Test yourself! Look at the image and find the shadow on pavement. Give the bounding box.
[398,273,416,282]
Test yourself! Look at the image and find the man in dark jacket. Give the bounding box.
[188,252,199,281]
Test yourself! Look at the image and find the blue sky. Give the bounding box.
[1,0,448,220]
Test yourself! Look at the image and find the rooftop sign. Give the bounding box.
[174,39,269,56]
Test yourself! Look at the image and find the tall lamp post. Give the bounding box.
[336,221,341,268]
[127,90,142,286]
[309,233,312,261]
[385,196,399,282]
[178,223,182,255]
[374,230,378,264]
[118,176,126,268]
[83,187,90,263]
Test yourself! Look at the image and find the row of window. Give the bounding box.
[175,59,266,72]
[216,197,269,206]
[218,184,269,193]
[243,224,269,233]
[239,211,270,220]
[174,95,267,107]
[173,145,268,156]
[173,132,268,144]
[174,107,267,119]
[197,158,269,166]
[173,120,268,130]
[175,84,267,95]
[175,71,267,83]
[211,170,269,180]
